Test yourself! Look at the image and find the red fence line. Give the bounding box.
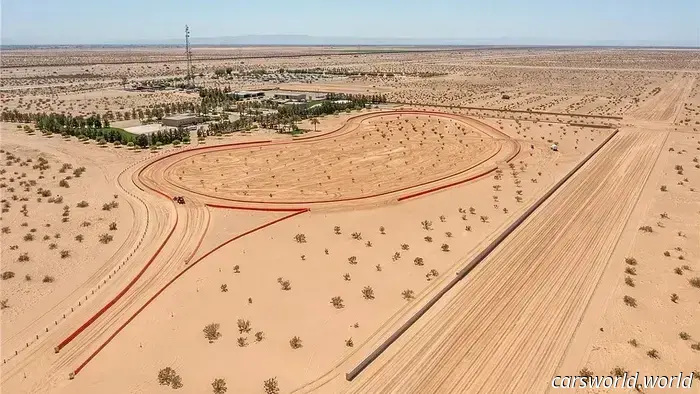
[70,208,308,377]
[55,201,179,352]
[398,167,498,202]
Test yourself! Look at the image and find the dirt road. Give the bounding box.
[336,130,666,393]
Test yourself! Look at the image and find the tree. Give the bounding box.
[310,117,320,132]
[212,378,227,394]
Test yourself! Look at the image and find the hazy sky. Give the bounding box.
[2,0,698,45]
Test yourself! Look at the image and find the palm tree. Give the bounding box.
[310,117,320,132]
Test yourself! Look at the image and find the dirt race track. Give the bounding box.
[2,106,675,394]
[332,130,667,393]
[142,111,520,208]
[0,109,524,393]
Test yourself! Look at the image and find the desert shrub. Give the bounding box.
[674,267,684,275]
[345,338,354,347]
[348,256,357,265]
[689,277,700,288]
[294,233,306,243]
[1,271,15,280]
[441,243,450,252]
[99,233,114,244]
[376,264,382,271]
[480,215,489,223]
[81,221,91,227]
[623,295,637,307]
[343,273,351,281]
[25,274,31,281]
[289,336,303,349]
[203,323,221,342]
[263,377,280,394]
[77,200,89,208]
[660,185,667,191]
[579,368,593,381]
[255,331,264,342]
[365,240,372,247]
[392,252,401,261]
[671,293,679,303]
[42,275,55,283]
[18,252,29,262]
[237,319,251,334]
[401,243,409,250]
[679,332,691,340]
[23,233,34,241]
[237,337,248,347]
[351,232,362,240]
[424,236,433,242]
[362,286,375,300]
[421,220,433,230]
[109,222,117,231]
[611,367,627,378]
[426,269,439,281]
[691,343,700,351]
[664,251,671,257]
[277,277,291,290]
[333,226,341,235]
[60,250,70,258]
[0,299,8,309]
[624,276,635,287]
[1,226,9,234]
[625,267,636,275]
[75,234,84,242]
[102,203,112,211]
[402,289,415,300]
[59,179,69,188]
[331,296,344,309]
[157,367,183,389]
[379,226,386,234]
[220,284,228,292]
[625,257,637,265]
[413,257,425,266]
[628,339,639,347]
[646,349,659,359]
[212,378,227,394]
[638,225,653,233]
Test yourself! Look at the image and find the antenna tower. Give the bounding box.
[185,25,194,88]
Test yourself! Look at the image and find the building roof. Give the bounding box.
[232,90,264,95]
[163,114,198,121]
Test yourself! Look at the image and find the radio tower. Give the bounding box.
[185,25,194,88]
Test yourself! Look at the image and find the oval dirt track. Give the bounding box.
[141,110,517,208]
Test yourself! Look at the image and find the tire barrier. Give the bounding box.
[345,128,620,381]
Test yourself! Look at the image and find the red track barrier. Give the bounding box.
[398,167,497,202]
[55,202,179,352]
[71,208,308,377]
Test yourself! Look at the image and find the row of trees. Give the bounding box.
[4,112,188,147]
[211,67,444,78]
[133,129,190,147]
[203,117,254,136]
[2,100,199,125]
[34,113,111,133]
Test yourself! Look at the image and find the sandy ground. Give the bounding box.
[1,47,699,394]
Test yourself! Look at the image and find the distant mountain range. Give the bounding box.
[3,35,698,48]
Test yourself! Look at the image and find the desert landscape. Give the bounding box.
[1,43,699,394]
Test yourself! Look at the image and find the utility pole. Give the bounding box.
[185,25,194,88]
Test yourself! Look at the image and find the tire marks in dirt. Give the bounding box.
[345,130,665,394]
